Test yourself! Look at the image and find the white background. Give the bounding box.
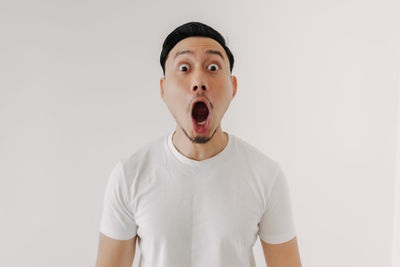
[0,0,399,266]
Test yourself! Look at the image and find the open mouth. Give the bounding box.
[192,101,209,124]
[191,100,211,133]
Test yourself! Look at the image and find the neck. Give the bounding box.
[172,124,228,161]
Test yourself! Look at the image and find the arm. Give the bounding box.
[260,236,302,267]
[95,233,138,267]
[97,160,139,266]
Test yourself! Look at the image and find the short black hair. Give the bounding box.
[160,21,234,76]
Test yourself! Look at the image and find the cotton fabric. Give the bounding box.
[99,130,297,267]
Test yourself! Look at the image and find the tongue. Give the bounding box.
[193,102,209,122]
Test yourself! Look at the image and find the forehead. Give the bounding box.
[168,36,227,62]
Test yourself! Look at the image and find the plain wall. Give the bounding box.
[393,74,400,267]
[0,0,399,266]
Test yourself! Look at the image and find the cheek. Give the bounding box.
[215,79,233,96]
[166,78,189,96]
[164,85,191,115]
[164,78,182,97]
[212,81,233,112]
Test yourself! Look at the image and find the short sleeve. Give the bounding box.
[99,160,137,240]
[258,164,297,244]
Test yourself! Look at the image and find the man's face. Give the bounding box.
[160,36,237,143]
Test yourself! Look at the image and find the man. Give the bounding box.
[95,21,302,267]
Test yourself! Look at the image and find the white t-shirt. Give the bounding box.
[99,130,297,267]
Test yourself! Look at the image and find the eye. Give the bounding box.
[178,63,190,72]
[208,63,219,71]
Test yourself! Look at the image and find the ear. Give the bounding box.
[160,77,165,99]
[231,75,237,98]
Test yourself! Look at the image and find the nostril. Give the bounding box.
[193,85,198,90]
[201,85,206,90]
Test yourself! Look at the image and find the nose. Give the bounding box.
[192,84,207,91]
[191,67,208,93]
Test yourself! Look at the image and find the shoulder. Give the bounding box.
[230,133,279,174]
[117,133,168,186]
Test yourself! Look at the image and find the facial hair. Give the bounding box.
[180,123,217,144]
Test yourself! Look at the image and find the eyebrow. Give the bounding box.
[173,49,225,61]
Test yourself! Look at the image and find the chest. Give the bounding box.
[131,166,264,247]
